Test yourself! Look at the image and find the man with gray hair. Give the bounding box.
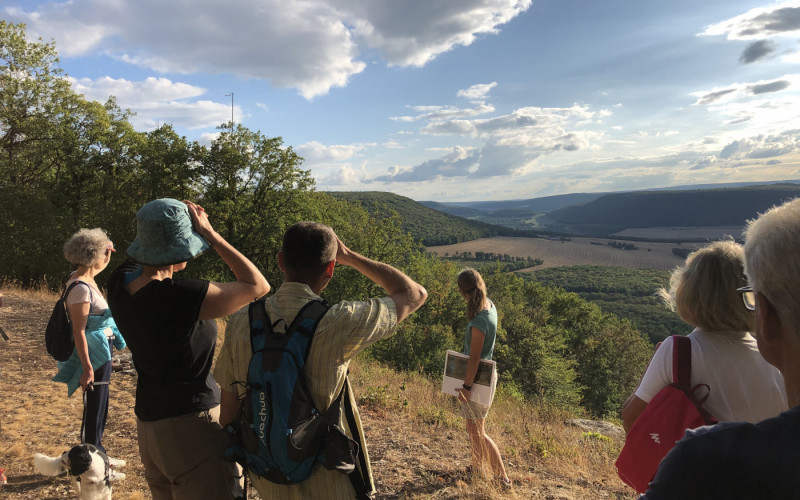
[643,198,800,499]
[215,221,427,499]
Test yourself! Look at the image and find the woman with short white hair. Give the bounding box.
[53,227,126,455]
[622,240,787,431]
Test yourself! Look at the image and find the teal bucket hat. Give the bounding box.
[127,198,210,266]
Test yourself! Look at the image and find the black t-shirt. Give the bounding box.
[107,260,220,421]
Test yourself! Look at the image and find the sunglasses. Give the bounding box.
[736,286,755,311]
[106,242,116,255]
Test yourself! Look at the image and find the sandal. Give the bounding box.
[497,477,513,489]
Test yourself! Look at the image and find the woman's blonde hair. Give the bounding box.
[457,268,487,320]
[63,228,110,267]
[659,240,753,332]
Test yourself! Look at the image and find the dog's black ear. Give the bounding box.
[67,445,93,476]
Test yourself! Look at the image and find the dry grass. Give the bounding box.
[0,283,636,499]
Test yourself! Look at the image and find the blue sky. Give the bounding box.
[4,0,800,202]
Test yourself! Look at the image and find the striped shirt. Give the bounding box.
[214,282,398,499]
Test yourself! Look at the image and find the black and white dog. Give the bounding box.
[34,444,125,500]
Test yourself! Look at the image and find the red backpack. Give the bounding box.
[615,335,718,493]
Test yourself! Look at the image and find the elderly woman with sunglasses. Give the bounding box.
[53,228,126,455]
[622,240,786,433]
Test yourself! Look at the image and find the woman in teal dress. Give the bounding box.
[455,268,511,487]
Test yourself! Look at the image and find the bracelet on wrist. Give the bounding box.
[462,383,472,390]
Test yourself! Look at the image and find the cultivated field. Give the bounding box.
[427,236,692,271]
[610,226,744,240]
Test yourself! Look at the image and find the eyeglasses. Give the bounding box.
[106,242,116,255]
[736,286,755,311]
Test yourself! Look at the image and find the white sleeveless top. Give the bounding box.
[635,328,787,423]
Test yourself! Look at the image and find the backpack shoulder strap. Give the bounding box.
[248,298,270,352]
[63,280,93,315]
[287,300,330,333]
[63,280,90,298]
[247,298,330,364]
[671,334,691,390]
[343,376,374,499]
[287,299,329,356]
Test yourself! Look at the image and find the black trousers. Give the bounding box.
[81,338,113,453]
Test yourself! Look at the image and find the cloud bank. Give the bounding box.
[8,0,531,99]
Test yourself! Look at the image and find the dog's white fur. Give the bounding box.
[34,445,125,500]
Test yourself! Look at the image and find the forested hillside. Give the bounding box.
[422,192,607,216]
[328,191,538,245]
[547,184,800,236]
[0,21,651,417]
[532,266,686,344]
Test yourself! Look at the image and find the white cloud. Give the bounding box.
[5,5,111,57]
[391,103,495,122]
[70,76,206,103]
[691,76,799,119]
[718,132,800,160]
[378,103,611,183]
[457,82,497,100]
[68,76,231,130]
[420,105,604,142]
[319,165,368,186]
[296,141,370,162]
[7,0,530,99]
[199,132,222,145]
[339,0,532,67]
[700,1,800,40]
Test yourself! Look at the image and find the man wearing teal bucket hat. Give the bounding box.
[107,198,269,500]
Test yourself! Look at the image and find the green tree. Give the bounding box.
[0,22,93,283]
[193,124,314,283]
[137,124,199,202]
[0,21,79,188]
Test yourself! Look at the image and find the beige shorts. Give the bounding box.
[460,399,491,420]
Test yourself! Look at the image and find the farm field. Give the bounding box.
[610,226,744,240]
[427,236,691,271]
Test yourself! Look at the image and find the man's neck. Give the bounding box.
[282,274,325,295]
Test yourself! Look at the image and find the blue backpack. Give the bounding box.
[224,298,369,494]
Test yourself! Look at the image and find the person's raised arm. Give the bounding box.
[185,201,270,320]
[335,237,427,322]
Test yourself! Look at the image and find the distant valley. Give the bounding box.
[330,181,800,272]
[419,181,800,241]
[327,182,800,354]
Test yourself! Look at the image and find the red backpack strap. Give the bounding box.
[671,334,692,390]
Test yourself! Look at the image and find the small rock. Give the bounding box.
[564,419,624,440]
